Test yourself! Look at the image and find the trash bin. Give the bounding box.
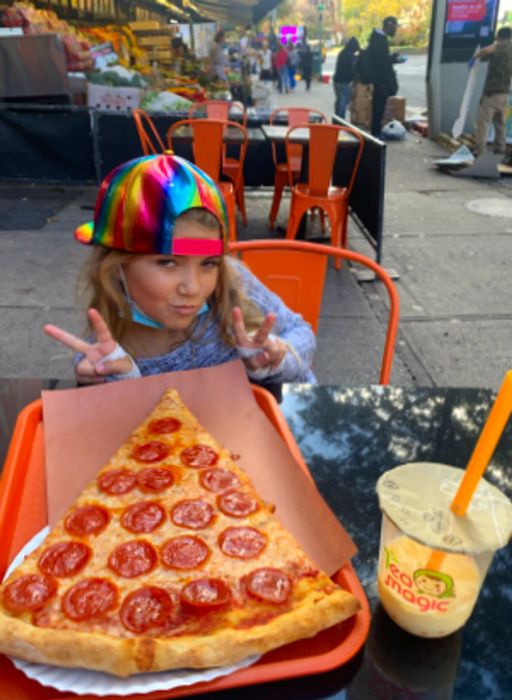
[312,48,323,78]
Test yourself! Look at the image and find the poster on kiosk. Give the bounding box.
[427,0,500,138]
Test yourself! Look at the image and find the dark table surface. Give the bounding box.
[1,381,510,699]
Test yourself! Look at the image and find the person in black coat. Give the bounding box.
[333,37,360,118]
[299,41,313,90]
[366,16,400,136]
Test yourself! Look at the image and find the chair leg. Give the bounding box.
[319,209,326,233]
[286,197,310,240]
[236,174,247,226]
[269,172,286,229]
[226,193,237,242]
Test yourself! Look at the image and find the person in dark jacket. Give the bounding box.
[299,41,313,90]
[333,37,360,118]
[366,16,400,136]
[474,26,512,156]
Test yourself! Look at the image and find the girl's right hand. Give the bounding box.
[44,308,135,385]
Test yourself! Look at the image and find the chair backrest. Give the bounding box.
[132,108,165,155]
[268,107,327,168]
[189,100,247,126]
[167,118,248,185]
[285,123,365,198]
[228,240,399,385]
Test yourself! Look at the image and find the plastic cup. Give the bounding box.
[376,462,512,638]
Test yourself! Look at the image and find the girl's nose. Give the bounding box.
[177,267,201,295]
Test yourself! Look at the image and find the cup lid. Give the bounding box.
[376,462,512,554]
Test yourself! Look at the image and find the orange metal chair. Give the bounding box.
[228,240,399,385]
[189,100,248,225]
[167,118,248,243]
[132,108,165,155]
[268,107,327,229]
[285,123,364,269]
[188,100,247,126]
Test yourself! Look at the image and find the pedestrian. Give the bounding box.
[274,43,290,93]
[44,154,316,387]
[258,39,274,93]
[366,16,400,136]
[207,29,228,82]
[287,41,300,91]
[474,26,512,157]
[333,37,360,119]
[299,41,313,90]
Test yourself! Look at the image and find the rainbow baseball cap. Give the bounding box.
[75,154,228,256]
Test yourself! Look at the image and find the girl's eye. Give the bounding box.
[202,258,221,269]
[156,258,177,267]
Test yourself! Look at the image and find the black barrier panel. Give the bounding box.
[95,112,274,187]
[0,105,95,182]
[332,116,386,263]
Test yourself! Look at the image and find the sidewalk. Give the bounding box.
[1,79,511,390]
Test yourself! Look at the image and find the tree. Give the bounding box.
[343,0,431,47]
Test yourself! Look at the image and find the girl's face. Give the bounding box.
[122,218,222,332]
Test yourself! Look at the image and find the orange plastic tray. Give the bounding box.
[0,387,370,700]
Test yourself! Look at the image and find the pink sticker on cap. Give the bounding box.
[171,238,224,256]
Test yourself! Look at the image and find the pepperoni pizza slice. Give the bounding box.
[0,389,360,677]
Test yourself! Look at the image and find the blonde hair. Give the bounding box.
[79,208,263,353]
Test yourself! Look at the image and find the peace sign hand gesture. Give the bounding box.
[44,309,135,385]
[231,306,288,374]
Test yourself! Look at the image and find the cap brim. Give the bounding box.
[74,221,94,245]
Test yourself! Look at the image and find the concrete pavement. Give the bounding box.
[1,77,511,390]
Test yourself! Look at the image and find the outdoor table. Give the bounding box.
[170,125,266,144]
[261,124,359,145]
[0,380,510,698]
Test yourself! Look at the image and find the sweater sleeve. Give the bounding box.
[232,259,317,383]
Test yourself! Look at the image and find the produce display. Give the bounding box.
[0,3,247,109]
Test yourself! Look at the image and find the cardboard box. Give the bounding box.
[383,96,406,123]
[87,83,142,112]
[128,21,160,31]
[351,83,373,129]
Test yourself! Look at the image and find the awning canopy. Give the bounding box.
[180,0,282,25]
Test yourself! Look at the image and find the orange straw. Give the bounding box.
[451,370,512,517]
[426,549,446,571]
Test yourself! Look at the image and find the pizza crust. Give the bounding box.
[0,587,358,677]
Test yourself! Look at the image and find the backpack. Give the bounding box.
[355,49,374,85]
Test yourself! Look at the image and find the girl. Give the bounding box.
[44,154,316,386]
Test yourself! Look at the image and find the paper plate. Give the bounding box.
[5,529,260,696]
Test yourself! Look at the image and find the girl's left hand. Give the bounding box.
[232,306,287,372]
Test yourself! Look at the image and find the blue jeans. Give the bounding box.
[279,66,290,93]
[335,82,352,119]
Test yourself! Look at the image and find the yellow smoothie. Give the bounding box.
[378,536,481,638]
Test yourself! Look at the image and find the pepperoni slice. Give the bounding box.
[62,578,118,621]
[199,468,240,493]
[108,540,157,578]
[180,444,218,469]
[219,527,267,559]
[180,578,231,613]
[148,417,181,434]
[64,505,110,536]
[218,489,259,518]
[38,542,91,578]
[246,568,292,604]
[131,441,170,464]
[137,467,175,493]
[170,500,215,530]
[121,501,165,533]
[161,536,210,570]
[98,468,136,495]
[120,587,174,634]
[2,574,57,614]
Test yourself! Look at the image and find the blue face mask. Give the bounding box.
[118,267,209,329]
[129,300,209,329]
